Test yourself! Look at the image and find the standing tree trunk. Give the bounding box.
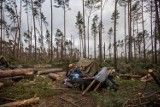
[99,0,103,65]
[154,24,157,64]
[150,1,154,64]
[124,4,127,63]
[87,16,90,58]
[114,0,118,70]
[133,16,136,59]
[154,0,160,48]
[31,0,37,62]
[128,0,132,63]
[79,33,81,57]
[0,0,3,55]
[17,0,22,58]
[51,0,53,62]
[94,33,96,59]
[141,0,146,60]
[82,0,86,58]
[103,42,105,59]
[63,3,66,59]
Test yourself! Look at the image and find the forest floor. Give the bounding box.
[0,69,160,107]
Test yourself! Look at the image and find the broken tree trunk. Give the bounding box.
[0,97,39,107]
[148,69,160,87]
[37,68,62,75]
[0,69,33,78]
[48,73,60,81]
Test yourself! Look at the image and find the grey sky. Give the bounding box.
[17,0,151,56]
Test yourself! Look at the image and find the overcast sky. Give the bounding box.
[17,0,150,56]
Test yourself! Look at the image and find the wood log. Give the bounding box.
[0,97,39,107]
[0,69,33,78]
[148,69,160,87]
[0,76,24,82]
[0,82,3,88]
[37,68,62,75]
[48,73,60,81]
[119,74,141,78]
[140,74,153,82]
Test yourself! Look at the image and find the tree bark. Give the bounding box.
[88,17,90,58]
[99,0,103,65]
[114,0,118,70]
[128,0,132,62]
[142,0,146,60]
[94,33,96,59]
[154,23,157,64]
[31,0,37,62]
[0,69,33,78]
[150,1,154,64]
[124,4,127,63]
[0,97,39,107]
[154,0,160,50]
[51,0,53,62]
[0,1,3,55]
[82,0,86,58]
[37,68,62,75]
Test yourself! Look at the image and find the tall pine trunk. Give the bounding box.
[0,0,3,55]
[141,0,146,60]
[82,0,86,58]
[51,0,53,62]
[31,0,37,62]
[114,0,118,70]
[150,1,154,63]
[124,4,127,63]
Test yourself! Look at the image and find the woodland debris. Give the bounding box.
[33,64,52,68]
[141,74,153,82]
[37,68,63,75]
[0,76,24,82]
[59,97,78,107]
[148,69,160,87]
[48,73,60,81]
[0,82,3,88]
[119,73,141,78]
[0,69,33,78]
[0,97,39,107]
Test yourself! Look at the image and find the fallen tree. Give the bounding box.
[37,68,62,75]
[0,97,39,107]
[0,69,33,78]
[148,69,160,87]
[48,73,60,81]
[119,73,141,78]
[0,76,24,82]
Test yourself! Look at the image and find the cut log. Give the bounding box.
[0,97,39,107]
[148,69,160,87]
[0,69,33,78]
[0,82,3,88]
[48,73,60,81]
[37,68,62,75]
[0,76,24,82]
[141,74,153,82]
